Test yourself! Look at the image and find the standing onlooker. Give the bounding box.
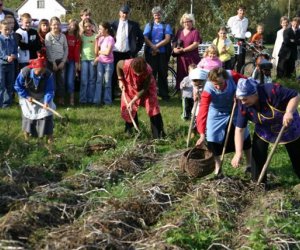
[45,16,68,105]
[213,27,235,69]
[272,16,289,70]
[79,18,96,104]
[172,13,201,90]
[227,5,249,73]
[65,19,81,106]
[94,22,115,105]
[197,44,223,70]
[15,13,42,69]
[250,23,265,50]
[111,4,144,100]
[277,17,300,78]
[37,19,50,58]
[0,19,17,107]
[180,63,196,120]
[78,8,98,35]
[143,6,172,101]
[0,0,18,31]
[14,56,55,144]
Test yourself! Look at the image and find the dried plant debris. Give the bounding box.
[84,135,117,155]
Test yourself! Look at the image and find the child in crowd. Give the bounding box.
[180,63,196,120]
[79,18,96,104]
[94,22,115,105]
[79,8,98,35]
[5,14,19,81]
[15,13,42,69]
[45,16,68,105]
[213,27,235,69]
[197,45,222,70]
[250,23,264,51]
[0,19,17,107]
[14,56,55,144]
[65,19,81,106]
[37,19,50,58]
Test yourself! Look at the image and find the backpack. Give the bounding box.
[146,22,172,63]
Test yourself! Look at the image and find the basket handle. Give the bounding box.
[186,144,209,162]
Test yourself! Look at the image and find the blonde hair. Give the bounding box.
[203,44,219,57]
[20,13,31,20]
[180,13,195,26]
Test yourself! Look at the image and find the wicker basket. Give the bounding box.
[180,147,215,178]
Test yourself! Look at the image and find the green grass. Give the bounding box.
[1,84,300,248]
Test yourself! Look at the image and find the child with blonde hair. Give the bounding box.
[213,27,235,69]
[45,16,68,105]
[197,44,222,70]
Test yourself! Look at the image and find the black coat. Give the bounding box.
[111,19,144,57]
[278,27,300,60]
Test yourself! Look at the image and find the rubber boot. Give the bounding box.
[150,113,166,139]
[124,113,139,135]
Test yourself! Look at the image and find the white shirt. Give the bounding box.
[272,28,284,68]
[227,15,248,39]
[114,20,129,52]
[0,12,5,21]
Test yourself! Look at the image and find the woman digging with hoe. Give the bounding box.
[116,57,165,138]
[14,56,55,144]
[231,78,300,185]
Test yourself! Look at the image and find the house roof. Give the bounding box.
[16,0,67,11]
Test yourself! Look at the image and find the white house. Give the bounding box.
[17,0,67,22]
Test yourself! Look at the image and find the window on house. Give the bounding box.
[37,0,45,8]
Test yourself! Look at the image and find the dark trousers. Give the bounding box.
[182,97,194,120]
[252,133,300,184]
[145,52,169,99]
[277,56,295,78]
[234,39,246,73]
[112,51,131,100]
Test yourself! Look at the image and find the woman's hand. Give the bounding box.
[231,153,242,168]
[173,47,182,54]
[196,134,205,147]
[43,103,49,109]
[119,80,125,91]
[283,111,293,127]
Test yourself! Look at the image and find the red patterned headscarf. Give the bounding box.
[28,57,47,69]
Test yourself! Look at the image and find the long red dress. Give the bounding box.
[121,59,160,123]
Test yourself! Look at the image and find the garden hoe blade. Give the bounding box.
[31,98,69,126]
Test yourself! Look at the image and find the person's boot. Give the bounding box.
[124,114,139,135]
[150,113,166,139]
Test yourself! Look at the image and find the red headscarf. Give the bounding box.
[28,57,47,69]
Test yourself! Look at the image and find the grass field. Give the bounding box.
[0,75,300,249]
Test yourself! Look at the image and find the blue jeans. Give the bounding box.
[0,63,15,108]
[65,60,76,93]
[94,62,114,105]
[80,60,96,103]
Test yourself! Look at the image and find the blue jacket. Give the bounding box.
[0,34,17,64]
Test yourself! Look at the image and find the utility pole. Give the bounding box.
[190,0,193,14]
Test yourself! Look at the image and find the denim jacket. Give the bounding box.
[0,34,18,65]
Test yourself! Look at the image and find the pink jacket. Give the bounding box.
[197,57,222,71]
